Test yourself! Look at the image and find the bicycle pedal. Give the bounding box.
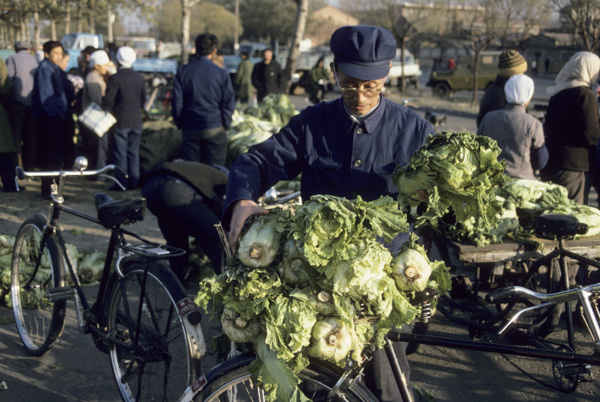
[47,286,74,302]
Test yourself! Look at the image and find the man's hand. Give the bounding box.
[228,199,269,254]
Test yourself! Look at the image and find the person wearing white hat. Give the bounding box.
[81,49,112,170]
[477,74,548,180]
[102,46,146,190]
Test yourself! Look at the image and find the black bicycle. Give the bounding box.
[10,158,205,401]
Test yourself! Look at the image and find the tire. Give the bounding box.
[432,82,451,98]
[195,362,377,401]
[11,213,67,356]
[106,259,200,401]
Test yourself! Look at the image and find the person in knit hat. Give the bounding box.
[476,49,527,127]
[102,46,146,190]
[477,74,548,180]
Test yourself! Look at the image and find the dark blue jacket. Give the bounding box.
[103,68,146,129]
[32,59,68,119]
[223,96,435,225]
[171,56,235,131]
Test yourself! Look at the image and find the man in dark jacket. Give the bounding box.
[476,49,527,127]
[140,161,227,281]
[103,46,146,190]
[226,25,435,401]
[32,41,70,198]
[251,48,284,102]
[171,33,235,166]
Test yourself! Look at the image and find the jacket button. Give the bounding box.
[354,159,363,167]
[356,127,363,134]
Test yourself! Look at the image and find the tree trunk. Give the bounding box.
[65,7,72,35]
[181,0,191,65]
[399,38,406,96]
[471,49,481,105]
[283,0,309,94]
[33,8,40,48]
[107,4,113,43]
[88,0,96,34]
[75,5,82,33]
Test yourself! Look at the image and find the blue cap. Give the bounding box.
[330,25,396,81]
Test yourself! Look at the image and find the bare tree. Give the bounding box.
[554,0,600,51]
[340,0,443,95]
[180,0,201,64]
[283,0,310,93]
[461,0,504,104]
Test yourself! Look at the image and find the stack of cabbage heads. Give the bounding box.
[393,131,507,246]
[195,195,451,402]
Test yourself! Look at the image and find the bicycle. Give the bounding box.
[10,157,206,401]
[414,213,600,393]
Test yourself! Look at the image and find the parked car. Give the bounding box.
[426,51,501,98]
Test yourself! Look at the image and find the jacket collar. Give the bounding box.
[338,95,385,134]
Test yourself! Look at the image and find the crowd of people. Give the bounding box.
[476,48,600,208]
[0,39,145,198]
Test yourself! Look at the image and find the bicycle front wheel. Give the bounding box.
[106,259,200,401]
[196,362,377,402]
[11,213,66,356]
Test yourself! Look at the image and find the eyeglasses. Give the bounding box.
[333,69,383,97]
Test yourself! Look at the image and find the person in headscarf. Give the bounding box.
[541,51,600,205]
[477,74,548,180]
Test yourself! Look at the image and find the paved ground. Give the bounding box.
[1,88,600,401]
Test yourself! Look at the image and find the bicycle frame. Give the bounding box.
[392,237,600,369]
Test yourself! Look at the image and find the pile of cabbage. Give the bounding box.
[393,131,600,245]
[495,178,600,239]
[393,131,507,246]
[227,94,299,165]
[0,234,107,308]
[195,195,450,402]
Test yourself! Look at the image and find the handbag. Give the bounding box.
[79,102,116,137]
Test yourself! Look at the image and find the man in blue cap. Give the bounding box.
[224,25,435,400]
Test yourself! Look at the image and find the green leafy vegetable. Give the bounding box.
[393,131,507,246]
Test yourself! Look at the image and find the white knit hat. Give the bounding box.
[89,50,110,67]
[504,74,534,105]
[116,46,136,68]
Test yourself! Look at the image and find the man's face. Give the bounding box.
[59,54,70,71]
[333,64,387,116]
[46,46,64,66]
[263,50,273,63]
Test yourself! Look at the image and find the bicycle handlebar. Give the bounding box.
[16,164,120,180]
[486,282,600,305]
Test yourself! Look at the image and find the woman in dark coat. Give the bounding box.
[541,51,600,205]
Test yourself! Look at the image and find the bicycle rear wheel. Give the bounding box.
[195,362,376,401]
[11,213,67,356]
[106,258,200,401]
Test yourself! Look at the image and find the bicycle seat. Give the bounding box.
[95,193,146,228]
[534,214,588,237]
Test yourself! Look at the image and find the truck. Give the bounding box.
[60,33,177,77]
[387,49,422,88]
[223,42,269,75]
[426,51,501,98]
[61,33,105,73]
